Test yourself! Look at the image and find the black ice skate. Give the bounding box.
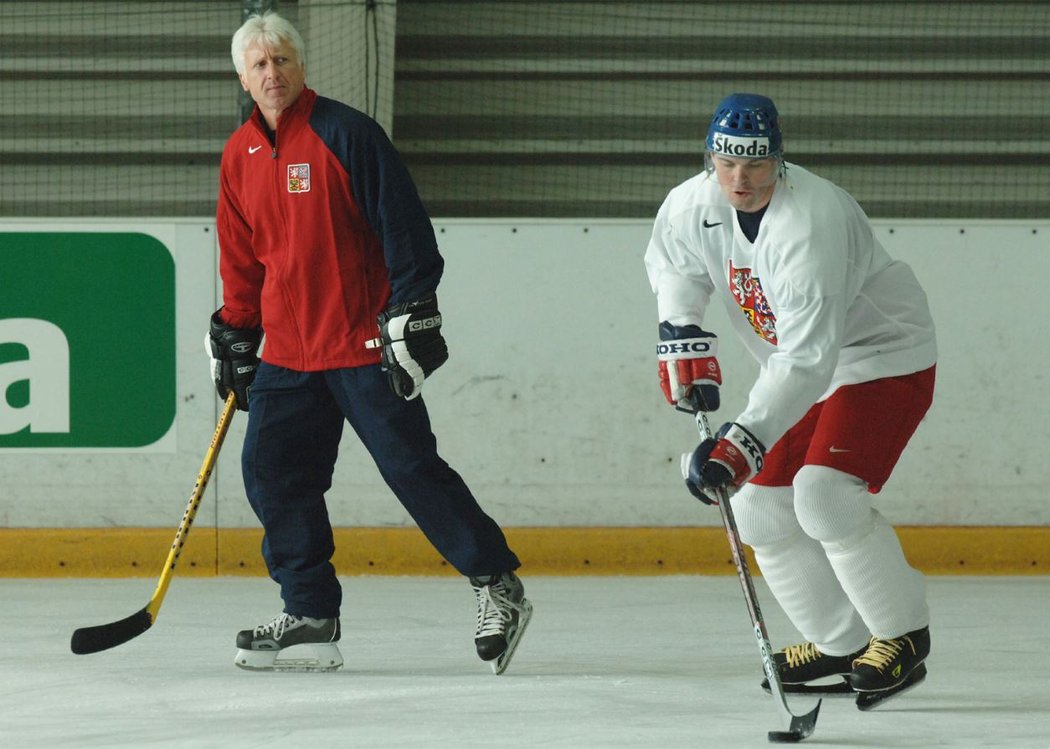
[470,571,533,675]
[760,641,867,696]
[234,612,343,672]
[849,626,930,710]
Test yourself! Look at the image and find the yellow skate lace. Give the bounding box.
[782,642,823,668]
[853,634,915,673]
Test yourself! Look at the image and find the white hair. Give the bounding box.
[231,11,306,76]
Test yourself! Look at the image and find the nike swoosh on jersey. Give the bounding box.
[248,145,263,154]
[829,447,850,453]
[703,219,722,228]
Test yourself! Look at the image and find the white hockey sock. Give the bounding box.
[754,531,871,655]
[792,464,929,638]
[734,483,869,655]
[822,510,929,638]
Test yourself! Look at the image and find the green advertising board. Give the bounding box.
[0,232,176,447]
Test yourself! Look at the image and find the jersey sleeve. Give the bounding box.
[735,205,851,447]
[737,284,847,447]
[643,197,716,327]
[216,145,265,328]
[325,108,443,306]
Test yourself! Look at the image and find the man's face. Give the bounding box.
[239,39,306,123]
[711,155,780,212]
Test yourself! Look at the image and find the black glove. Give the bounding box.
[206,309,262,411]
[376,295,449,400]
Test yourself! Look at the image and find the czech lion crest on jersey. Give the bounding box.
[728,261,778,345]
[287,163,311,193]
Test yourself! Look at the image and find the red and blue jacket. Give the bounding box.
[216,87,442,371]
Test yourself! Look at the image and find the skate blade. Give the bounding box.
[762,676,855,697]
[235,643,344,673]
[491,599,533,676]
[855,662,927,710]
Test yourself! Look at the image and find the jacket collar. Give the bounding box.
[249,87,317,139]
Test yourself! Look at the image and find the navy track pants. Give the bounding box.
[241,362,521,618]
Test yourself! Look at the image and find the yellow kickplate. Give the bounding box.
[0,526,1047,577]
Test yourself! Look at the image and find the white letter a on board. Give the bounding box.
[0,319,71,434]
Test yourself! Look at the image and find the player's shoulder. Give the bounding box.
[783,162,833,190]
[662,171,721,215]
[782,163,853,207]
[311,95,386,138]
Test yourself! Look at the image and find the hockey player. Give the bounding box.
[207,11,531,674]
[645,93,936,709]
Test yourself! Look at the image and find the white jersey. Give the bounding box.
[644,162,937,450]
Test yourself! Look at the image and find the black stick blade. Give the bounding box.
[767,730,804,743]
[71,607,153,654]
[768,699,821,743]
[789,698,821,738]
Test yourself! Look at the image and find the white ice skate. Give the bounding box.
[234,612,343,672]
[470,572,533,675]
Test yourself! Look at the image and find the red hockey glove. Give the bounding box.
[684,422,765,505]
[656,321,722,411]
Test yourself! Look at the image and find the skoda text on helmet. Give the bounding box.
[705,93,783,160]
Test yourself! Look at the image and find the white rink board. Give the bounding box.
[0,219,1046,528]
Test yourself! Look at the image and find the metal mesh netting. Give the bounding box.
[393,1,1050,219]
[3,0,1048,219]
[3,0,246,217]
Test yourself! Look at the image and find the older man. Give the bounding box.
[207,11,530,675]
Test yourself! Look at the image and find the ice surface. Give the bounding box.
[2,575,1048,748]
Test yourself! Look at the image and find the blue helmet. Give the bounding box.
[705,93,782,159]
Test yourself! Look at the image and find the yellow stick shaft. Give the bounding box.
[145,392,238,621]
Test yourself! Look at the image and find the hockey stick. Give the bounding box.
[70,391,238,655]
[688,395,820,743]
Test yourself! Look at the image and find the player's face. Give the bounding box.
[239,40,306,126]
[711,155,779,212]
